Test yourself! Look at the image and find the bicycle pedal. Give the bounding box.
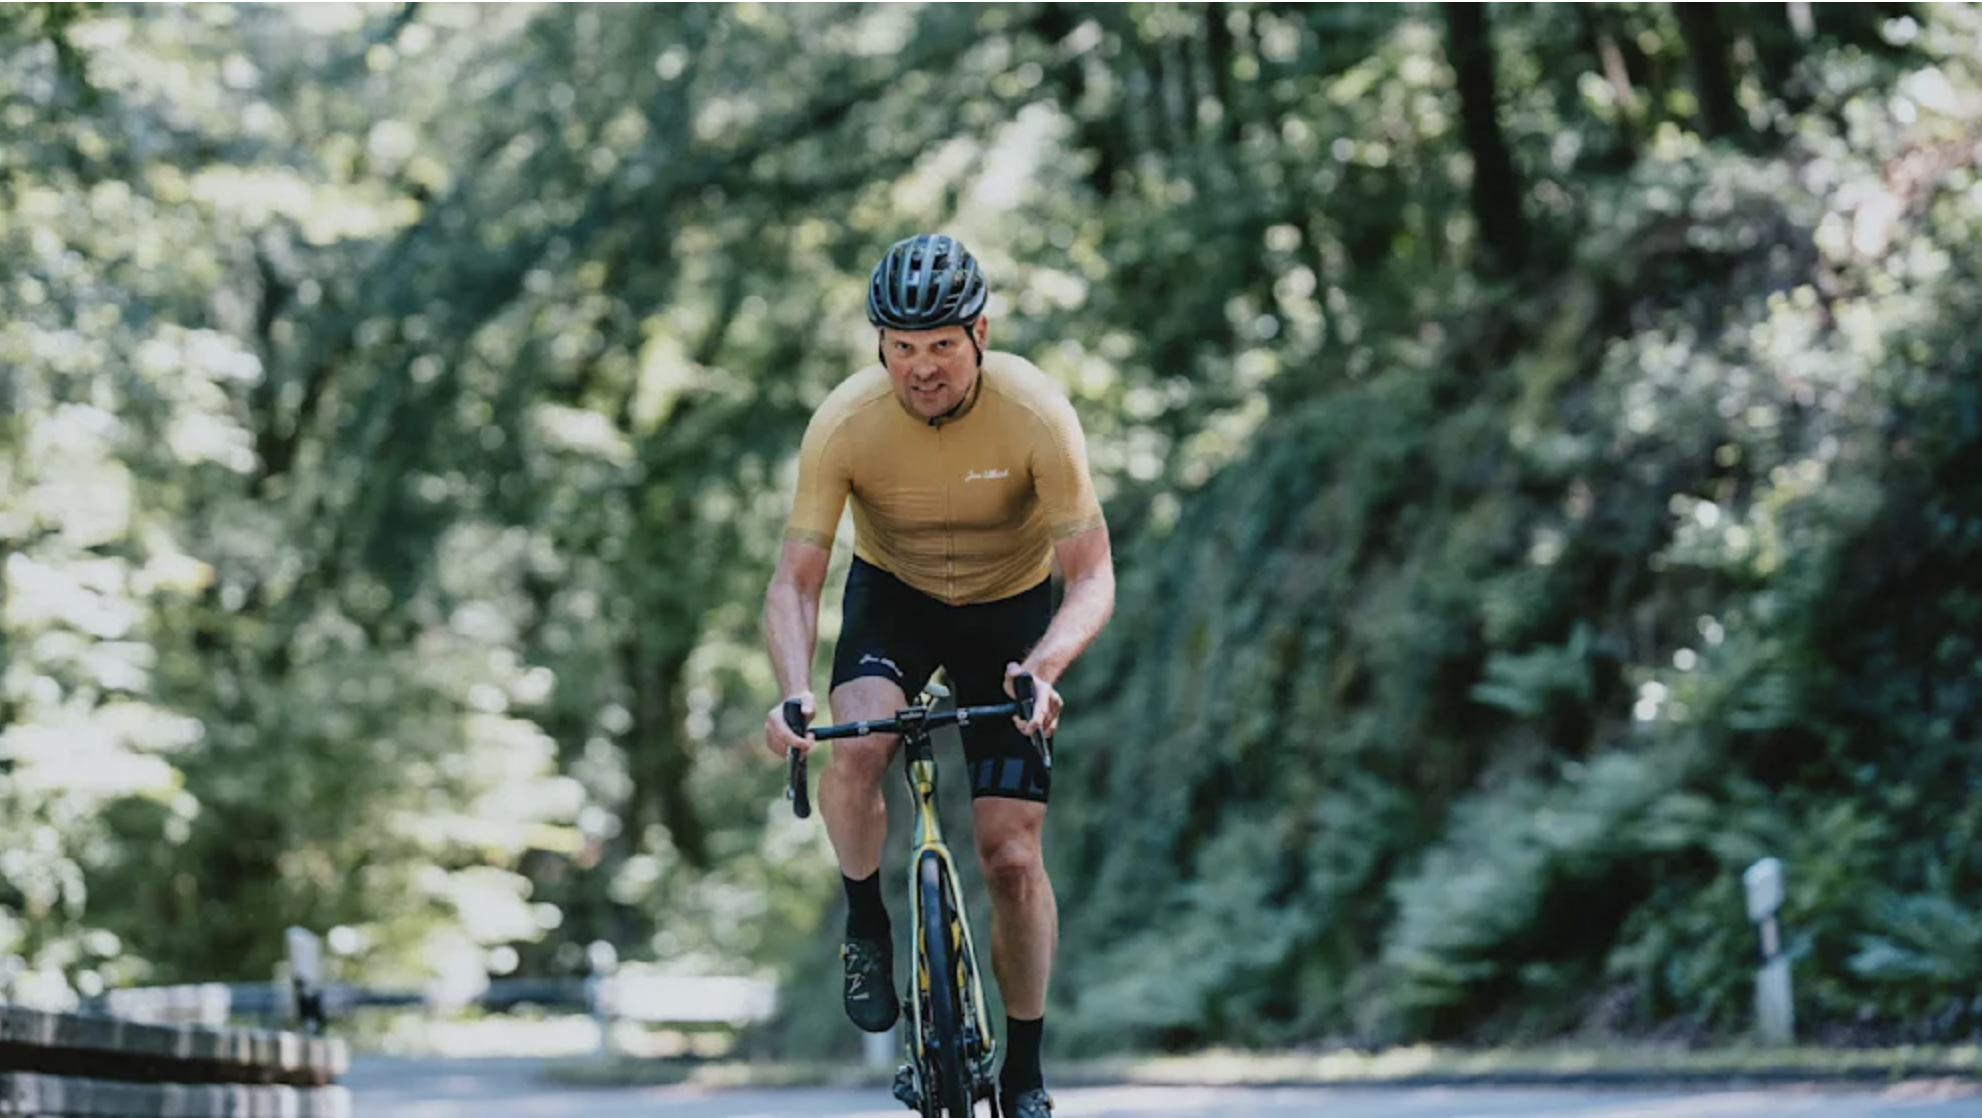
[891,1063,919,1110]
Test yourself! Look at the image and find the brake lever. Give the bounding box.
[1012,673,1052,769]
[781,699,812,819]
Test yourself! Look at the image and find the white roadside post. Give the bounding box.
[286,926,327,1035]
[1743,856,1795,1045]
[585,941,620,1058]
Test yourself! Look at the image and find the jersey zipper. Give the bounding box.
[938,424,956,601]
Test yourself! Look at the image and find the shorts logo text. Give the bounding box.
[860,653,902,678]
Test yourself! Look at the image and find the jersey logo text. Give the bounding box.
[963,468,1011,482]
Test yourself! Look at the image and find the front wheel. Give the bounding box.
[918,851,974,1116]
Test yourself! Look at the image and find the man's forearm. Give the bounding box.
[1024,568,1115,685]
[764,581,821,698]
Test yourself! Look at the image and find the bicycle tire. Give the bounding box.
[918,850,975,1116]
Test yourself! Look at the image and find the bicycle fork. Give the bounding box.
[901,748,997,1112]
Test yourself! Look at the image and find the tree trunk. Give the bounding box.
[1203,3,1241,146]
[1444,2,1526,274]
[1032,5,1126,197]
[621,635,707,868]
[1674,2,1743,142]
[1576,3,1641,168]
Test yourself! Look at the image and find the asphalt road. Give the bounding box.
[345,1057,1982,1118]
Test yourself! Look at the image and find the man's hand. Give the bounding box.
[1005,662,1062,738]
[766,692,816,759]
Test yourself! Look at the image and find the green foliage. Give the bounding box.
[1379,745,1716,1038]
[1470,623,1595,719]
[0,1,1017,1002]
[1043,0,1982,1055]
[1850,885,1982,996]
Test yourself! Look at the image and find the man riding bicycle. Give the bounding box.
[763,233,1115,1116]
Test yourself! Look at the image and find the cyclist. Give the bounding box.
[763,233,1115,1116]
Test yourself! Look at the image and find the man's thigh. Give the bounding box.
[822,675,910,786]
[943,579,1055,804]
[829,676,910,724]
[830,558,939,698]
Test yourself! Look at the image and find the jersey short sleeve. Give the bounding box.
[784,405,852,549]
[1030,393,1106,540]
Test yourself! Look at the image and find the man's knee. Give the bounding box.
[977,834,1045,899]
[820,677,908,793]
[822,733,898,790]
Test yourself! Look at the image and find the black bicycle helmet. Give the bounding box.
[866,233,987,331]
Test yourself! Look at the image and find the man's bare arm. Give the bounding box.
[1021,525,1115,686]
[765,538,833,700]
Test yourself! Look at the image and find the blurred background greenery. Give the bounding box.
[4,0,1981,1063]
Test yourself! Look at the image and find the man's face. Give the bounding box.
[881,318,986,420]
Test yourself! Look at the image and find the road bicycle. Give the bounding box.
[783,674,1049,1117]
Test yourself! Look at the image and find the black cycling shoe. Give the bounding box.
[840,938,899,1032]
[1001,1086,1054,1117]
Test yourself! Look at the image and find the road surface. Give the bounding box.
[345,1056,1982,1117]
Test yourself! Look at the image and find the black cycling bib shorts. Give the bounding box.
[829,557,1055,803]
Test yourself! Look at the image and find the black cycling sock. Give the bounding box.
[843,871,890,943]
[1001,1015,1044,1094]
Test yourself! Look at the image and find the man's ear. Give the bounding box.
[973,316,989,349]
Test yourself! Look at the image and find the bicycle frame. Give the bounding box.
[783,676,1050,1115]
[898,702,1005,1097]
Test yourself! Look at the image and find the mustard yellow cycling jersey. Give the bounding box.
[784,351,1105,606]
